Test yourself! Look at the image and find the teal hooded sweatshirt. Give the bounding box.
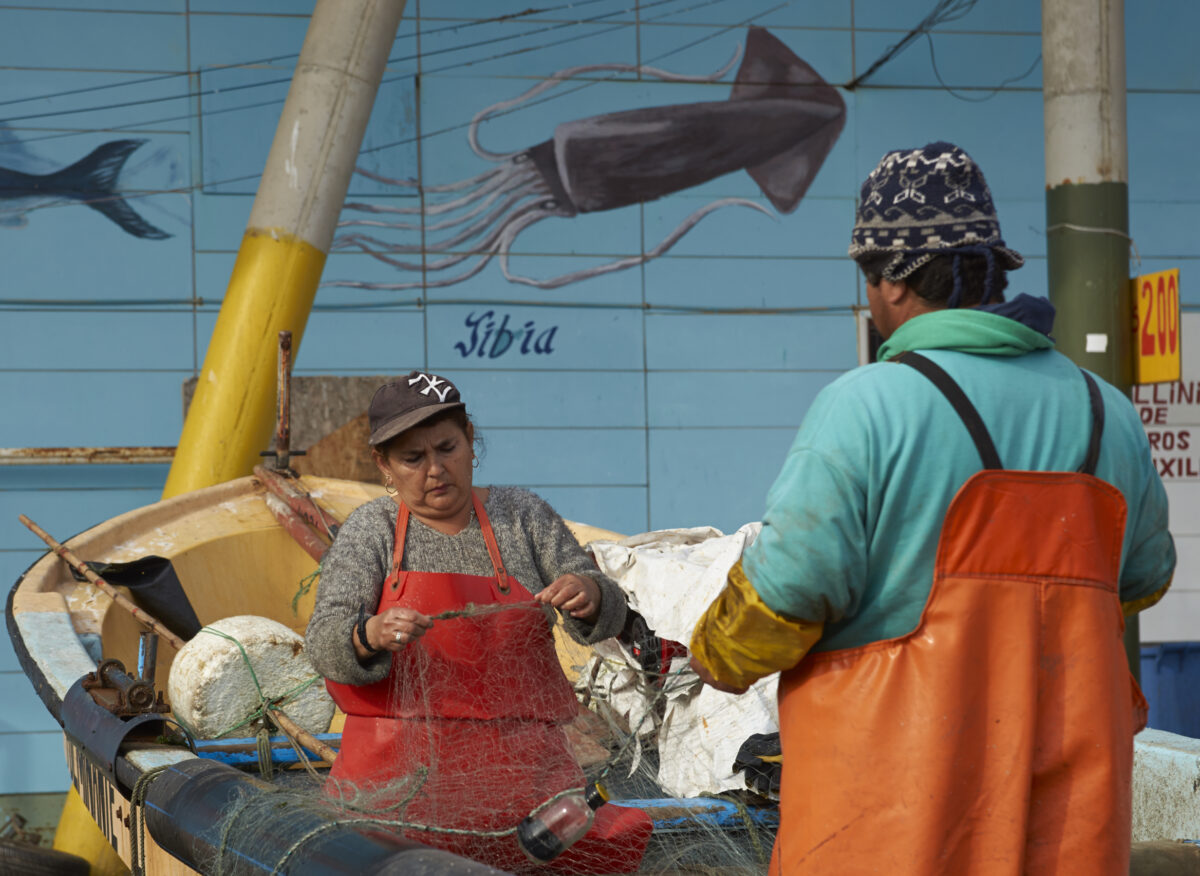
[742,308,1175,652]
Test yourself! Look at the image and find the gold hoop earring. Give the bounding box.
[384,476,397,495]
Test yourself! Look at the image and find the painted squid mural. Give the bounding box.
[330,27,846,291]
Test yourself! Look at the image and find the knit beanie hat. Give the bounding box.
[848,141,1023,306]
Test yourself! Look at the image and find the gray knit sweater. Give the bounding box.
[305,487,627,686]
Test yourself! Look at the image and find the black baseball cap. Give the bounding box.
[367,371,465,447]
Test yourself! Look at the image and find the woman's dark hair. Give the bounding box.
[856,252,1008,308]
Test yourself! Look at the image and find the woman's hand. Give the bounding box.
[535,573,601,621]
[355,607,434,659]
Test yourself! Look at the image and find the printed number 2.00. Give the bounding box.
[1140,273,1178,357]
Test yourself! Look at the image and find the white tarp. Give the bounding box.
[584,524,780,798]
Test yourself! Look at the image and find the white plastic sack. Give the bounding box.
[584,523,780,798]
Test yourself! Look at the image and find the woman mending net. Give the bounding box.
[306,371,652,873]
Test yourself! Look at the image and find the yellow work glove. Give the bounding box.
[689,559,823,694]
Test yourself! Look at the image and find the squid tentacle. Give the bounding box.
[323,200,556,287]
[498,197,772,289]
[353,164,502,193]
[333,185,548,255]
[468,46,743,161]
[340,163,536,222]
[338,169,545,232]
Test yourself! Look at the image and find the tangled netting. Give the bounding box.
[196,528,779,875]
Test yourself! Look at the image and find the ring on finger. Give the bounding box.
[394,630,404,644]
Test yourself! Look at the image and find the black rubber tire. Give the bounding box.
[0,839,92,876]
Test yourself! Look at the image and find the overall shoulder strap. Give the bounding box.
[1079,370,1105,476]
[897,352,1003,470]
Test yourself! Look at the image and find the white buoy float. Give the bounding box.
[168,615,334,740]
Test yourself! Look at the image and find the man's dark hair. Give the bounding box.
[855,252,1008,308]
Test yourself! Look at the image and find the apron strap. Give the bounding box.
[897,352,1106,475]
[472,491,511,594]
[391,492,511,593]
[897,352,1003,470]
[1079,371,1105,476]
[392,502,410,576]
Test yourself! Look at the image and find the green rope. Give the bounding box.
[214,789,254,876]
[701,792,769,868]
[292,563,321,615]
[129,765,171,876]
[256,728,275,781]
[429,600,540,621]
[282,728,325,784]
[272,768,429,874]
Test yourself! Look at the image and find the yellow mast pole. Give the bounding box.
[163,0,408,498]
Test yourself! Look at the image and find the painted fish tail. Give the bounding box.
[51,139,171,240]
[732,27,847,214]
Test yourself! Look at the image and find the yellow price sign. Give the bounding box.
[1132,268,1181,385]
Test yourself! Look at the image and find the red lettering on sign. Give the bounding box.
[1147,431,1193,452]
[1157,276,1167,355]
[1141,275,1180,360]
[1167,273,1179,354]
[1141,280,1156,356]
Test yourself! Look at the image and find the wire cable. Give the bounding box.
[0,0,621,112]
[847,0,980,90]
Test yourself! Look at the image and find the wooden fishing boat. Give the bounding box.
[8,472,778,875]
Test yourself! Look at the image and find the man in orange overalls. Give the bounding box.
[688,142,1175,874]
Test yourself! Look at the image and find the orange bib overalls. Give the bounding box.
[772,353,1145,875]
[325,491,652,874]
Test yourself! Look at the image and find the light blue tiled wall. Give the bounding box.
[2,0,1197,797]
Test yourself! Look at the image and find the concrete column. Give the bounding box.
[164,0,408,498]
[1042,0,1139,676]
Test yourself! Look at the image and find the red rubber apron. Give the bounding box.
[770,355,1146,875]
[324,491,651,874]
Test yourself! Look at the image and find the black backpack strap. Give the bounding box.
[1079,370,1105,475]
[897,352,1003,470]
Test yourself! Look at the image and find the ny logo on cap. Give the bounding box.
[408,372,453,402]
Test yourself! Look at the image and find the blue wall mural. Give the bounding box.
[2,0,1199,797]
[330,27,844,292]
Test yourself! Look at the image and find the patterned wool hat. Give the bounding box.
[848,141,1023,305]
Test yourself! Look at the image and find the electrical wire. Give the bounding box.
[847,0,981,90]
[925,32,1041,101]
[0,0,686,126]
[0,0,762,216]
[6,0,723,151]
[360,0,796,157]
[0,0,620,113]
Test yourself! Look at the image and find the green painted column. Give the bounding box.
[1043,0,1140,680]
